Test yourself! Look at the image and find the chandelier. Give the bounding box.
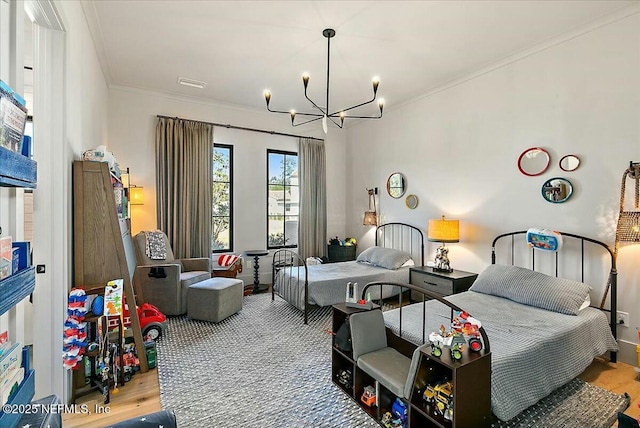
[263,28,384,134]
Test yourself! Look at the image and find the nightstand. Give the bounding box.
[409,266,478,301]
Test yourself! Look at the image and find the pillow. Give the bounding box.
[469,264,591,315]
[356,246,413,270]
[217,254,239,267]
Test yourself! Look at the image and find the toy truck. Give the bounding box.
[108,302,166,341]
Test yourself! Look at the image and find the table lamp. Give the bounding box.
[428,215,459,272]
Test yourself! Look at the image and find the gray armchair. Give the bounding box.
[132,231,211,316]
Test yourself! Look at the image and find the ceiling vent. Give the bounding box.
[177,77,207,89]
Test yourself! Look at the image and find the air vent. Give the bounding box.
[177,77,207,89]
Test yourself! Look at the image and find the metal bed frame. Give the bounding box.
[271,222,424,324]
[361,230,617,362]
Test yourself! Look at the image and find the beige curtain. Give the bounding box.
[155,117,212,258]
[298,138,327,259]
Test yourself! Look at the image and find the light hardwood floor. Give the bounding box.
[62,357,640,427]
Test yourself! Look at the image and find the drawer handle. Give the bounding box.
[423,281,438,287]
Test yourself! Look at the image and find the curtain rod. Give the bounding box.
[156,115,324,141]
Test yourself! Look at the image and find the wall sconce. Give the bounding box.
[363,188,378,226]
[615,161,640,244]
[129,186,144,205]
[427,215,459,272]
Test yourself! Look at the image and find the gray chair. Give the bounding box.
[132,231,211,316]
[350,309,427,399]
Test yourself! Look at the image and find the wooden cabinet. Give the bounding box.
[409,267,477,301]
[72,161,148,402]
[327,245,357,263]
[331,303,491,428]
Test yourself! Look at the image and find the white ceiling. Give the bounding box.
[82,0,637,120]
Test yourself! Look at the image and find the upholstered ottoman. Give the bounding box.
[187,277,243,322]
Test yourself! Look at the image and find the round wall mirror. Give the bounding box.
[559,154,580,172]
[387,173,406,198]
[405,194,419,209]
[518,147,550,176]
[541,177,573,203]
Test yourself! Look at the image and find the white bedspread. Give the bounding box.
[273,261,409,310]
[382,291,618,421]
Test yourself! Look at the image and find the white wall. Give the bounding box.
[346,12,640,362]
[108,88,347,284]
[28,0,110,401]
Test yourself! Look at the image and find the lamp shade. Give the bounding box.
[428,216,459,243]
[129,186,144,205]
[616,211,640,242]
[363,211,377,226]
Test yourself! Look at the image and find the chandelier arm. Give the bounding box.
[328,94,377,117]
[267,105,323,118]
[292,116,324,127]
[304,87,327,116]
[338,112,383,120]
[325,115,343,129]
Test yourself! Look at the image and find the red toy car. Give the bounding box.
[108,302,166,341]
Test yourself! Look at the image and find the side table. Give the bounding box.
[244,250,269,293]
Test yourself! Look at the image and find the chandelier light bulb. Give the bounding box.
[302,73,310,89]
[378,98,385,114]
[372,77,380,94]
[264,90,271,106]
[322,115,328,134]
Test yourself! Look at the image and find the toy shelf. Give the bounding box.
[0,147,37,188]
[0,267,36,317]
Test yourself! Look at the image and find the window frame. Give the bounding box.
[212,143,234,254]
[267,149,299,250]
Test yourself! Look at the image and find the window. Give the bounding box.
[212,144,233,252]
[267,150,298,249]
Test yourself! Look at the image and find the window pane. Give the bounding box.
[284,216,298,246]
[213,147,230,178]
[212,183,230,216]
[212,217,230,251]
[268,186,285,217]
[268,216,285,247]
[268,152,285,184]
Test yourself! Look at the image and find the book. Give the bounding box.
[0,80,28,153]
[0,343,22,386]
[11,242,30,272]
[0,236,11,280]
[0,367,24,406]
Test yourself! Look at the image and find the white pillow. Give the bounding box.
[356,246,414,270]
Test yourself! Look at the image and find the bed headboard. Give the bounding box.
[491,230,617,361]
[376,222,425,266]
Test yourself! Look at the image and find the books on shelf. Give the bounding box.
[0,342,22,389]
[0,367,24,405]
[0,80,28,154]
[0,236,11,280]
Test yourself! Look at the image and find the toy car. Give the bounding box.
[336,369,352,387]
[108,302,167,341]
[380,411,403,428]
[423,381,454,415]
[361,385,376,407]
[450,343,463,360]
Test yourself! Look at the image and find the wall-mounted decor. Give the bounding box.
[386,172,406,198]
[363,188,378,226]
[518,147,550,176]
[559,154,580,172]
[405,194,419,209]
[541,177,573,203]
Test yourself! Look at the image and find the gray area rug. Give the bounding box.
[156,293,629,427]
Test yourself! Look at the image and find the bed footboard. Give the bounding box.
[271,250,310,324]
[361,281,491,352]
